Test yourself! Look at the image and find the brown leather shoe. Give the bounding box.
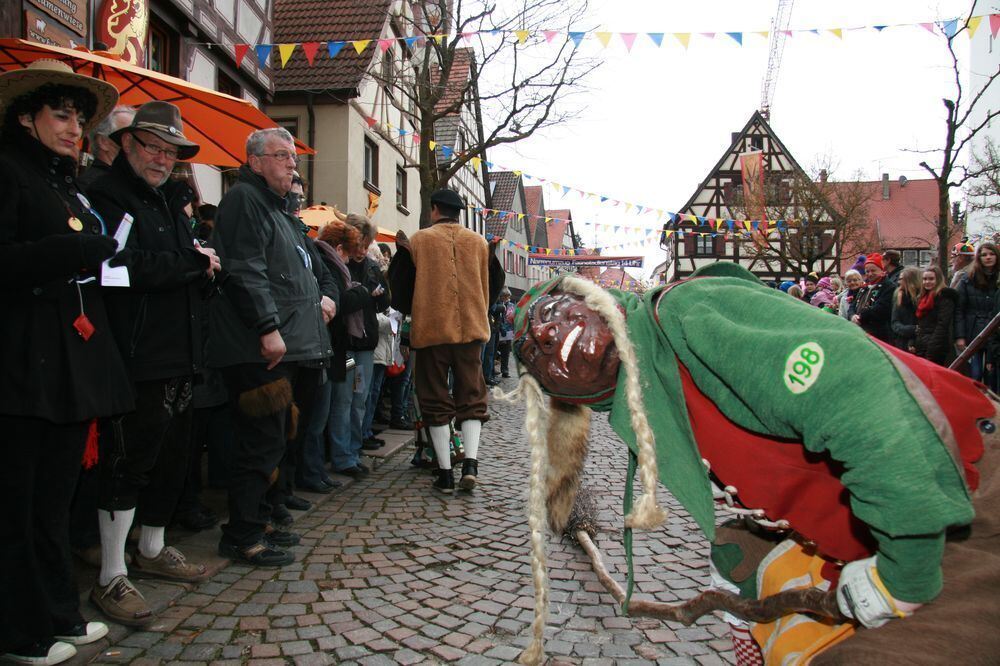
[131,546,207,583]
[90,575,152,626]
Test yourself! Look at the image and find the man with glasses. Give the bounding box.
[209,128,332,567]
[86,101,220,625]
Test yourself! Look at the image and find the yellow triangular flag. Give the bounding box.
[624,203,633,213]
[470,156,482,169]
[428,140,437,150]
[515,30,530,44]
[743,220,753,231]
[595,32,613,47]
[432,34,445,44]
[716,218,725,231]
[756,31,769,40]
[968,16,983,38]
[518,213,526,219]
[278,43,296,67]
[513,170,523,176]
[550,182,561,191]
[673,33,691,49]
[352,40,371,54]
[829,28,842,40]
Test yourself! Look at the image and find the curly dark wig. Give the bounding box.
[1,82,98,142]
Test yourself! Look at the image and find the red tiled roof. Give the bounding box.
[825,177,948,247]
[272,0,391,93]
[434,48,472,113]
[545,209,571,249]
[524,185,543,239]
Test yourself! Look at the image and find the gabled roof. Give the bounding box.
[486,171,520,238]
[677,110,818,219]
[434,48,473,114]
[272,0,391,94]
[544,209,572,248]
[826,177,943,249]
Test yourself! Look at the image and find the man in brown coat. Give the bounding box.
[389,188,504,492]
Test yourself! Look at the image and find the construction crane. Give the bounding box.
[760,0,795,120]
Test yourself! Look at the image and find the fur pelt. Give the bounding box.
[545,398,592,534]
[238,378,293,418]
[286,402,299,441]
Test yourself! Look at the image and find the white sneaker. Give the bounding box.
[2,640,77,665]
[54,621,109,645]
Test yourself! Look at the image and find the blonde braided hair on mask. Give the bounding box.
[508,276,667,665]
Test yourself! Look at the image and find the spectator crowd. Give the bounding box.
[1,61,501,665]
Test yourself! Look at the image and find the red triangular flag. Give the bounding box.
[365,116,377,128]
[235,44,250,68]
[991,14,1000,39]
[301,41,320,65]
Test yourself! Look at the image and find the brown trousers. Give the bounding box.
[413,342,489,427]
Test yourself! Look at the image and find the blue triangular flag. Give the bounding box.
[696,216,706,224]
[809,29,819,35]
[568,31,586,46]
[327,41,344,58]
[943,19,959,38]
[255,44,273,65]
[726,220,735,230]
[873,25,887,32]
[440,145,453,158]
[404,36,420,48]
[562,185,570,195]
[726,32,743,45]
[647,32,664,47]
[600,196,609,203]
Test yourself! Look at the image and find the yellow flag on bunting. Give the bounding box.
[674,33,691,48]
[352,40,371,54]
[515,30,530,44]
[596,32,613,47]
[278,43,296,67]
[829,28,843,39]
[968,16,983,38]
[470,156,482,169]
[428,140,437,150]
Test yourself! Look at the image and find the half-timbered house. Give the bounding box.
[670,111,841,282]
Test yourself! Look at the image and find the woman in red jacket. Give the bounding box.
[914,266,958,366]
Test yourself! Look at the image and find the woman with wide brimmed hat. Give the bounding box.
[0,59,134,665]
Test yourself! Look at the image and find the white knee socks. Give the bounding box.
[429,425,452,469]
[138,525,165,560]
[98,508,135,587]
[460,420,481,461]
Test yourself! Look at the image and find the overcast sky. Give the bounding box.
[487,0,990,278]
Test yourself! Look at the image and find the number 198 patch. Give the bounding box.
[784,342,824,394]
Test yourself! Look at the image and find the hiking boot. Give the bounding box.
[131,546,207,583]
[90,575,152,626]
[54,622,108,646]
[460,458,478,491]
[432,468,454,494]
[218,539,294,567]
[2,639,76,665]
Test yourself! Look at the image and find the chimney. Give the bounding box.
[819,169,828,183]
[882,173,890,200]
[899,175,908,188]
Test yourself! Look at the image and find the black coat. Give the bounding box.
[87,154,209,381]
[915,288,958,366]
[317,250,371,382]
[0,132,133,423]
[856,278,896,343]
[347,256,390,352]
[954,272,999,342]
[208,165,331,366]
[890,291,918,350]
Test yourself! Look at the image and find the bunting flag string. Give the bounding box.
[358,112,843,235]
[227,14,997,70]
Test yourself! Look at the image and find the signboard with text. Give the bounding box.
[25,0,87,37]
[528,255,644,268]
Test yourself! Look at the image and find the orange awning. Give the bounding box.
[298,206,395,242]
[0,38,315,167]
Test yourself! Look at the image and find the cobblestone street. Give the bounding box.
[92,381,734,665]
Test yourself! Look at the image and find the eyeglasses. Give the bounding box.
[258,151,299,164]
[132,133,179,160]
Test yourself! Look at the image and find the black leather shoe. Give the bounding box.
[299,481,335,494]
[334,466,366,479]
[218,539,294,567]
[362,438,382,451]
[174,507,218,531]
[263,529,301,547]
[432,468,454,494]
[459,458,478,491]
[271,503,294,527]
[284,495,312,511]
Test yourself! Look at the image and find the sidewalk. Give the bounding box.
[79,384,734,665]
[62,428,416,665]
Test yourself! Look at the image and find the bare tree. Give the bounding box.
[966,136,1000,215]
[918,6,1000,274]
[724,160,874,277]
[373,0,598,227]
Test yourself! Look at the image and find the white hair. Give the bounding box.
[246,127,294,157]
[88,104,134,144]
